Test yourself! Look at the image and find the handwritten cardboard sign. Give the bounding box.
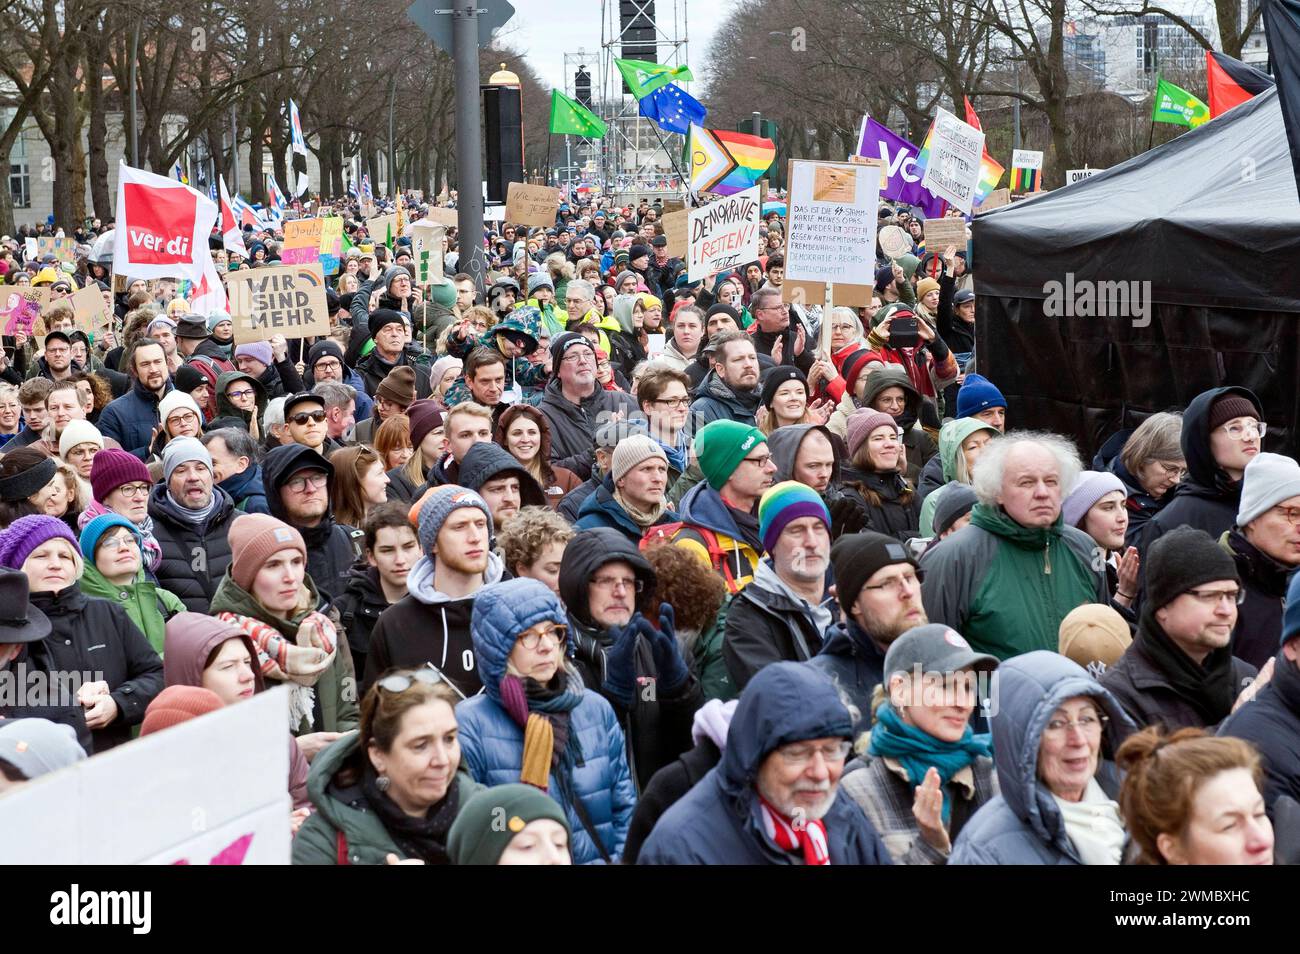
[408,221,447,286]
[0,286,47,337]
[920,107,985,215]
[424,207,459,228]
[922,217,968,251]
[785,160,880,286]
[687,186,762,282]
[70,286,111,334]
[281,218,324,265]
[227,263,330,343]
[318,217,344,275]
[977,188,1011,211]
[661,208,689,259]
[367,214,398,246]
[37,236,77,264]
[505,183,560,227]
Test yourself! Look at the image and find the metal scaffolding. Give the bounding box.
[561,49,602,187]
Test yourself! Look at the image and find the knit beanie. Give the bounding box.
[611,434,667,484]
[758,481,831,553]
[308,340,345,371]
[173,363,206,396]
[234,341,273,367]
[158,390,203,427]
[629,243,651,263]
[0,449,57,503]
[1058,603,1133,677]
[161,436,212,483]
[839,349,876,398]
[760,366,808,410]
[1061,470,1128,528]
[428,281,458,309]
[140,685,225,737]
[428,355,463,392]
[228,513,307,591]
[446,783,572,866]
[368,308,407,339]
[1145,525,1241,611]
[90,448,152,503]
[1208,394,1259,432]
[0,718,85,777]
[614,269,637,291]
[407,401,444,451]
[147,315,177,336]
[78,512,142,563]
[1237,452,1300,527]
[873,265,895,293]
[915,277,940,301]
[0,514,80,571]
[207,312,233,333]
[693,420,766,491]
[58,420,104,459]
[528,273,554,295]
[375,366,417,407]
[932,484,978,537]
[830,530,916,615]
[845,408,898,458]
[956,374,1007,418]
[704,302,741,326]
[550,331,596,367]
[416,485,493,556]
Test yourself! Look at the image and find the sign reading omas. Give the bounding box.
[228,263,330,343]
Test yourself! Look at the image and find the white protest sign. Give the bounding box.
[1066,167,1103,185]
[785,160,881,286]
[408,220,447,285]
[0,686,291,864]
[1012,149,1045,170]
[484,205,507,222]
[687,185,762,282]
[920,107,985,215]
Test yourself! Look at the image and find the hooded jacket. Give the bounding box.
[538,375,641,480]
[638,662,892,864]
[147,483,238,612]
[362,550,505,699]
[1092,427,1167,550]
[920,503,1108,660]
[25,583,164,753]
[1219,646,1300,814]
[807,620,889,734]
[917,418,999,537]
[454,580,637,864]
[98,377,173,460]
[442,308,545,406]
[1223,529,1294,670]
[1140,386,1263,559]
[950,652,1135,865]
[455,441,547,511]
[262,443,365,603]
[213,370,268,435]
[79,559,186,656]
[293,730,484,864]
[852,365,938,484]
[162,613,309,809]
[684,371,761,443]
[218,463,270,515]
[573,475,679,542]
[838,462,921,542]
[671,481,763,593]
[723,558,838,691]
[769,423,841,489]
[332,564,393,679]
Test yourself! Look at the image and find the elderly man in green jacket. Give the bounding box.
[920,431,1108,660]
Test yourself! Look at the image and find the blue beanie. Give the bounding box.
[956,374,1006,419]
[417,485,493,556]
[78,513,142,562]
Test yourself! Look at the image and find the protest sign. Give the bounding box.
[854,116,947,218]
[785,159,880,286]
[37,236,77,264]
[1066,167,1103,185]
[70,286,111,334]
[977,188,1011,211]
[424,207,459,228]
[878,225,912,260]
[484,205,507,222]
[408,220,447,285]
[661,208,689,258]
[923,217,969,250]
[1010,149,1045,192]
[24,237,37,261]
[0,687,290,864]
[687,186,761,281]
[228,263,330,343]
[506,182,560,227]
[920,107,985,214]
[318,217,344,275]
[0,286,47,338]
[281,218,324,265]
[367,213,397,246]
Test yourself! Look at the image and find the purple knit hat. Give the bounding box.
[90,448,153,503]
[845,408,899,458]
[0,515,80,571]
[235,341,273,367]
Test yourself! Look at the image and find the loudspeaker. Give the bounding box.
[619,0,656,93]
[575,67,593,108]
[483,85,523,204]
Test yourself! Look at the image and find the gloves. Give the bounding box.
[647,603,690,694]
[602,612,643,708]
[829,496,866,539]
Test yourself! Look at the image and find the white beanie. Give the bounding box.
[158,389,203,427]
[1237,452,1300,527]
[58,420,103,459]
[1061,470,1127,528]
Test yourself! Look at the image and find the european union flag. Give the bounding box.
[639,83,707,135]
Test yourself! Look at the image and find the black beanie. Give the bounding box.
[173,364,205,395]
[368,308,406,339]
[1208,395,1259,432]
[1145,525,1241,611]
[760,365,807,409]
[830,530,917,615]
[705,302,741,325]
[338,291,357,314]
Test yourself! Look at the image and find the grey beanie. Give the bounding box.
[162,436,213,483]
[0,718,85,779]
[417,484,493,556]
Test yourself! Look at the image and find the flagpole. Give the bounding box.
[545,132,553,185]
[1147,73,1159,151]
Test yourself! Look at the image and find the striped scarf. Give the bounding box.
[757,795,831,866]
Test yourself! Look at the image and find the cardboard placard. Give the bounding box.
[424,207,459,228]
[318,217,344,275]
[977,188,1011,211]
[660,199,685,214]
[923,217,968,251]
[37,236,77,264]
[367,213,397,246]
[785,159,881,286]
[112,273,130,293]
[282,218,324,266]
[0,286,48,338]
[227,262,330,343]
[920,107,985,215]
[69,286,111,333]
[408,220,447,286]
[505,182,560,227]
[661,208,689,259]
[687,186,762,282]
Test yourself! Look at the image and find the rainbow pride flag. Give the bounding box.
[916,123,1004,206]
[689,125,777,196]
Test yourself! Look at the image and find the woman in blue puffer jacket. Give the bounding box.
[456,577,637,864]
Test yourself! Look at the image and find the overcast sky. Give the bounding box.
[495,0,737,94]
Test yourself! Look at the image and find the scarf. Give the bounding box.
[1135,606,1238,725]
[166,489,218,526]
[498,668,585,792]
[868,703,992,822]
[757,795,831,865]
[1052,777,1125,866]
[613,488,667,529]
[361,761,458,865]
[217,610,337,730]
[77,499,162,573]
[726,501,764,554]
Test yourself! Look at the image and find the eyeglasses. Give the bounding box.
[1270,505,1300,525]
[115,482,152,499]
[289,410,327,425]
[861,570,923,594]
[227,388,255,400]
[1044,711,1108,738]
[377,665,465,701]
[1151,460,1187,479]
[285,472,329,493]
[591,575,643,593]
[313,359,342,372]
[776,740,852,766]
[561,350,595,365]
[1184,587,1246,607]
[169,412,200,426]
[652,397,691,409]
[516,623,567,650]
[741,453,773,468]
[99,531,139,551]
[1218,420,1265,441]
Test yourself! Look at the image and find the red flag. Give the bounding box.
[963,96,983,132]
[1206,50,1274,118]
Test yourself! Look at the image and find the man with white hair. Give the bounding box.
[919,431,1108,659]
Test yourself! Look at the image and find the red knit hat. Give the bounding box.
[227,513,307,591]
[90,448,152,502]
[840,349,879,398]
[140,685,224,736]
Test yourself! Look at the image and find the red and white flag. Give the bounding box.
[217,176,249,259]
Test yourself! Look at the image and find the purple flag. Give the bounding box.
[855,116,947,219]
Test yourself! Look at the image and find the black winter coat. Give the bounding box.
[622,736,721,865]
[723,566,836,692]
[25,584,164,753]
[362,591,481,699]
[333,565,392,679]
[1225,530,1294,671]
[538,377,641,480]
[147,485,237,612]
[1219,649,1300,814]
[839,465,921,541]
[807,620,888,735]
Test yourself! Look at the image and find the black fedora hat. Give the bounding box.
[175,316,210,340]
[0,567,51,643]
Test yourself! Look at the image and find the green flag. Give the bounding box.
[550,89,607,138]
[1152,76,1210,128]
[614,58,693,100]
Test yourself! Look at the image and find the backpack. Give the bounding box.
[640,522,741,593]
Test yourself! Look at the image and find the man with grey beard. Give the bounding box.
[723,482,837,691]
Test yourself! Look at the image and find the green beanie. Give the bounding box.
[428,280,458,309]
[896,253,919,279]
[694,419,766,491]
[447,784,572,865]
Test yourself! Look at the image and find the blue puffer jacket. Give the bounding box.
[638,662,892,865]
[455,578,637,864]
[949,651,1136,865]
[573,476,679,542]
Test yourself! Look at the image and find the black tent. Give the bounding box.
[972,88,1300,459]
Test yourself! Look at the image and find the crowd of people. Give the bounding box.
[0,189,1293,868]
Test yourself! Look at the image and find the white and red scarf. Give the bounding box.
[757,796,831,866]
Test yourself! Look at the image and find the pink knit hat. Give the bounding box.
[227,513,306,591]
[845,408,899,458]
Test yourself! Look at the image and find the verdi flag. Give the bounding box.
[1152,76,1210,128]
[1262,0,1300,198]
[549,89,607,137]
[614,58,692,99]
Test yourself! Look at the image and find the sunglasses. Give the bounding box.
[289,410,326,425]
[377,665,466,700]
